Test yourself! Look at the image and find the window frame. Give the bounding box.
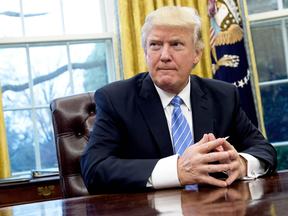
[0,0,117,175]
[248,4,288,147]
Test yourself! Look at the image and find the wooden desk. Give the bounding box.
[0,176,61,207]
[1,170,288,215]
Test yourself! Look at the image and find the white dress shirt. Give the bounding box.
[147,79,268,189]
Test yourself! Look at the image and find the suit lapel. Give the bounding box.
[190,76,214,143]
[138,74,173,157]
[138,74,214,155]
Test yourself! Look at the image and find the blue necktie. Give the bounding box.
[171,96,193,156]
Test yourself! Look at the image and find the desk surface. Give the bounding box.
[1,170,288,215]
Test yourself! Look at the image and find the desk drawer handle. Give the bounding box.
[38,185,55,197]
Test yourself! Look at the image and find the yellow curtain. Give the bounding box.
[117,0,212,79]
[0,84,11,178]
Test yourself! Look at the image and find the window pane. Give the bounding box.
[62,0,103,34]
[275,146,288,170]
[251,21,287,82]
[284,0,288,9]
[23,0,62,36]
[0,0,22,37]
[36,108,57,169]
[1,1,114,175]
[261,83,288,143]
[4,110,36,173]
[29,45,70,105]
[0,47,31,108]
[69,42,108,93]
[246,0,278,14]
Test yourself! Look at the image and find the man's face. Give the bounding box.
[144,26,203,94]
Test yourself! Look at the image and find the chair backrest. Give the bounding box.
[50,92,95,198]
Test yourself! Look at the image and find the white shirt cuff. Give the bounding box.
[239,152,269,180]
[147,155,181,189]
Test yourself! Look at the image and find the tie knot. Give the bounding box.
[171,95,183,107]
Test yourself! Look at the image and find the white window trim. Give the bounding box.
[0,33,114,45]
[248,8,288,22]
[1,0,117,173]
[272,141,288,147]
[248,6,288,148]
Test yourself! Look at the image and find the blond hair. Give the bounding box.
[141,6,205,51]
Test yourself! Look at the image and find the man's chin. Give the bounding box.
[157,81,179,94]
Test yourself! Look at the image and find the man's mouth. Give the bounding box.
[158,68,176,71]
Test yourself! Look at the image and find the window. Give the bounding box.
[247,0,288,169]
[0,0,116,174]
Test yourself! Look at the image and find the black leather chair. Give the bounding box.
[50,92,96,198]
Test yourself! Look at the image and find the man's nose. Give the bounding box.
[160,45,172,62]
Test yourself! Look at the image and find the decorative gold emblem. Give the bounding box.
[212,54,239,75]
[38,185,55,197]
[214,0,241,30]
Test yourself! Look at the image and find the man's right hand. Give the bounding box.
[177,133,231,187]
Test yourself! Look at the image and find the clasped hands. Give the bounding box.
[177,133,247,187]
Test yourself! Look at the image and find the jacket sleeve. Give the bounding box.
[80,88,159,194]
[228,85,277,173]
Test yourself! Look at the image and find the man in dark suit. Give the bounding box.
[80,6,277,195]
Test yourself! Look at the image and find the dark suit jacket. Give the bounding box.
[80,72,277,194]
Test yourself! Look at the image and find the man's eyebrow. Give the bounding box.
[169,36,186,42]
[148,37,185,42]
[147,37,161,42]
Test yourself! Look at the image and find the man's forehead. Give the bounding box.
[147,35,187,42]
[147,30,191,41]
[147,25,192,36]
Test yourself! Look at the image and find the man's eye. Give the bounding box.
[174,42,184,47]
[150,43,160,50]
[173,42,184,49]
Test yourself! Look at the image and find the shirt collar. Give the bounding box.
[154,77,191,110]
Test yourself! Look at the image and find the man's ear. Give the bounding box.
[193,49,203,64]
[144,49,148,63]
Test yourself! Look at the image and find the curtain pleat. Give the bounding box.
[0,84,11,178]
[117,0,212,79]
